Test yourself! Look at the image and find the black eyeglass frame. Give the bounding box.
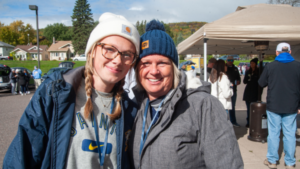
[96,42,137,65]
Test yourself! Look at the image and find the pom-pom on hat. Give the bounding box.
[85,12,140,56]
[139,20,178,66]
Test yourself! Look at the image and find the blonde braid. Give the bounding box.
[84,67,94,119]
[83,44,96,119]
[108,78,125,121]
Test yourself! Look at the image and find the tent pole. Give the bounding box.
[204,38,208,81]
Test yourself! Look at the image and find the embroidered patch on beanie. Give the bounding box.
[142,40,149,50]
[122,24,132,36]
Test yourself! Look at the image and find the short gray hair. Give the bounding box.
[135,59,181,91]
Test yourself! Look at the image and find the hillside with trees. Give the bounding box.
[135,21,206,45]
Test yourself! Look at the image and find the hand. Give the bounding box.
[298,109,300,114]
[236,81,240,85]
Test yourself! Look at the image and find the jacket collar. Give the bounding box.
[275,52,295,63]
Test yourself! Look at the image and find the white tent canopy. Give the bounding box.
[177,3,300,80]
[177,3,300,56]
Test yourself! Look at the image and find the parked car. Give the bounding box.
[0,64,12,90]
[11,67,35,88]
[237,62,250,74]
[58,61,75,68]
[41,67,71,82]
[0,56,13,60]
[219,55,240,61]
[72,54,86,61]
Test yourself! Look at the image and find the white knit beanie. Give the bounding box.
[85,12,140,56]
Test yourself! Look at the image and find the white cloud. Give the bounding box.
[129,7,144,11]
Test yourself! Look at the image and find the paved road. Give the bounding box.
[0,78,295,168]
[0,89,34,168]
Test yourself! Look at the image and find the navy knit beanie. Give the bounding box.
[139,20,178,66]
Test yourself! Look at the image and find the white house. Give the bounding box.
[11,44,49,60]
[0,41,15,56]
[48,41,75,61]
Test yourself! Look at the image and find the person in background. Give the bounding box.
[9,69,17,95]
[243,58,259,128]
[242,64,246,76]
[209,60,233,116]
[32,66,42,89]
[15,69,20,93]
[226,55,241,127]
[207,57,217,79]
[18,70,26,96]
[3,12,140,169]
[180,64,186,71]
[23,69,31,94]
[128,20,243,169]
[259,42,300,169]
[201,57,217,81]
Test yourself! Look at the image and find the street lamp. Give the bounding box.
[29,5,40,69]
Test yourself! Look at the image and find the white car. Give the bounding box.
[72,54,86,61]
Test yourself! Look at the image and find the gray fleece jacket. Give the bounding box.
[128,71,243,169]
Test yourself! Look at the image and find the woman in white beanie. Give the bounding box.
[3,12,139,169]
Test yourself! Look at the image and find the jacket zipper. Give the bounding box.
[50,82,58,169]
[138,106,165,169]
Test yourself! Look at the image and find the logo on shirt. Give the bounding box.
[82,139,113,153]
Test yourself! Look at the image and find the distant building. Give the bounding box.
[11,43,49,61]
[0,41,15,57]
[48,40,75,61]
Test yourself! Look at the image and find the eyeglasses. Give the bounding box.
[227,59,234,62]
[97,43,137,65]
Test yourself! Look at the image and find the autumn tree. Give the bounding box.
[0,21,35,46]
[161,21,174,39]
[268,0,300,6]
[71,0,94,55]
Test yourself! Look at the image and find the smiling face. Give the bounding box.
[137,54,174,101]
[92,36,135,91]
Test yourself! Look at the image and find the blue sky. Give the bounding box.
[1,0,269,29]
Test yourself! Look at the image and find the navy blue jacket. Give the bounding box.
[3,66,137,169]
[258,60,300,113]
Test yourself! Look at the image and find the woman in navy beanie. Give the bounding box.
[128,20,243,169]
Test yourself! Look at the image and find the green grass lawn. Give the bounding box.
[0,60,86,74]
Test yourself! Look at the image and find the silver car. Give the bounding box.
[72,54,86,61]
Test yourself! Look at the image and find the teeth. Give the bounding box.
[149,79,159,82]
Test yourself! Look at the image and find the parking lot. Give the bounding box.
[0,78,299,168]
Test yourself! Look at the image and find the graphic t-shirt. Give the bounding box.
[66,78,117,169]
